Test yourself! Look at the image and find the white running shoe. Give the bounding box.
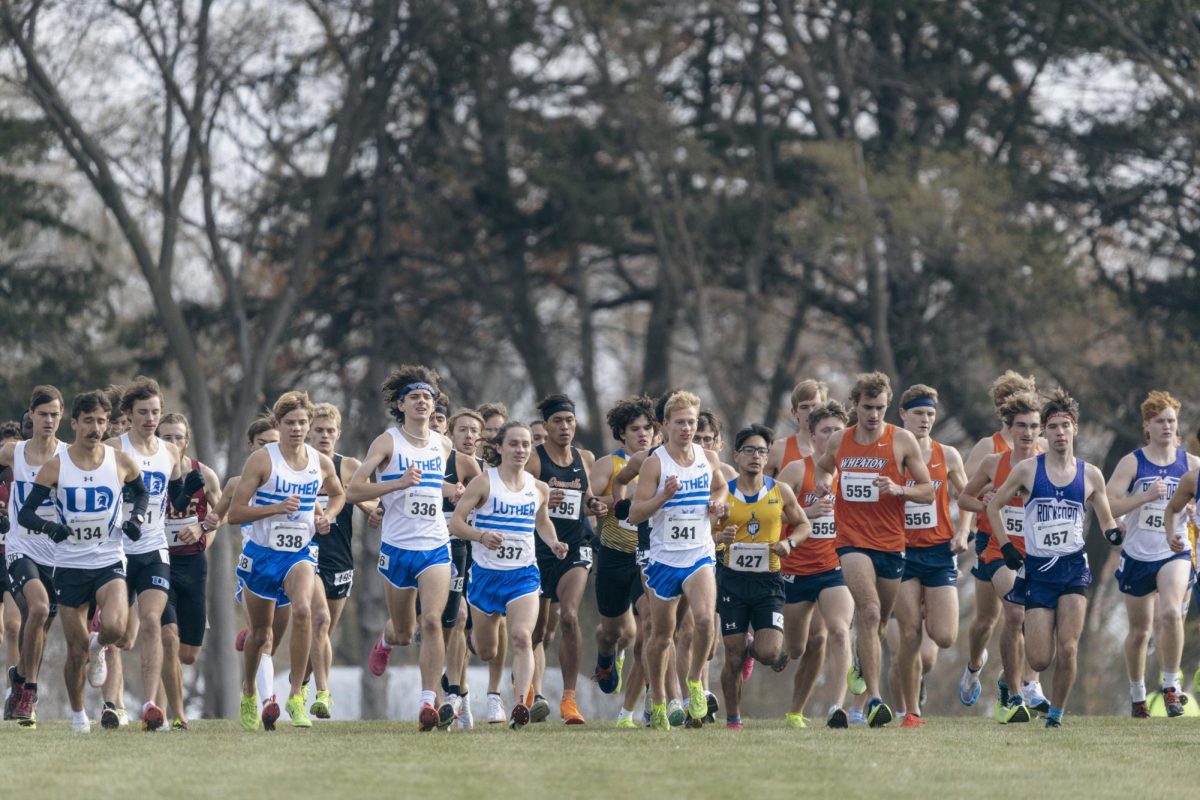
[87,632,108,688]
[456,700,474,731]
[72,714,91,734]
[486,692,505,724]
[959,649,987,706]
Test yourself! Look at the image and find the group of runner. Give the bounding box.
[0,367,1196,732]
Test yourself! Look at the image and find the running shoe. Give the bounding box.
[86,632,108,688]
[1045,716,1062,729]
[686,680,706,725]
[417,703,439,732]
[72,715,91,734]
[530,695,551,723]
[866,697,893,727]
[4,668,19,720]
[141,701,165,732]
[310,690,333,719]
[593,658,619,694]
[261,695,280,731]
[785,712,807,729]
[771,653,790,673]
[1131,700,1150,718]
[650,703,670,731]
[456,700,474,731]
[999,698,1030,724]
[368,637,393,677]
[239,694,260,732]
[900,712,924,729]
[560,697,585,725]
[848,708,867,725]
[508,703,530,730]
[726,720,744,730]
[667,698,685,727]
[958,650,987,706]
[437,696,459,730]
[1164,687,1185,718]
[115,708,130,727]
[13,685,35,723]
[919,677,927,708]
[614,651,625,695]
[1193,666,1200,696]
[616,716,637,730]
[235,627,248,652]
[101,700,120,730]
[90,608,102,632]
[704,692,719,724]
[486,692,505,724]
[172,718,190,732]
[287,693,312,728]
[827,707,849,729]
[741,635,755,682]
[846,660,867,695]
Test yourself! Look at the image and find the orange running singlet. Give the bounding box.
[982,451,1028,561]
[833,424,907,553]
[974,432,1011,536]
[904,440,954,548]
[781,455,840,576]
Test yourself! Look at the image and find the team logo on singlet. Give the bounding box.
[747,514,760,537]
[840,457,886,470]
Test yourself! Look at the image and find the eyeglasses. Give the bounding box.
[737,446,769,456]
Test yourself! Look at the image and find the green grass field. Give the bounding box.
[3,717,1197,798]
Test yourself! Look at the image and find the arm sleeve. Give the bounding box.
[17,484,55,534]
[125,475,149,518]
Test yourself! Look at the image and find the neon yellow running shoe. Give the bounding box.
[301,683,310,707]
[686,680,707,725]
[785,712,808,729]
[847,662,867,695]
[286,694,312,728]
[240,695,260,732]
[615,652,626,696]
[650,703,671,731]
[616,716,637,730]
[310,690,333,719]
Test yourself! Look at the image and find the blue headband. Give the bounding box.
[398,381,436,400]
[902,396,937,411]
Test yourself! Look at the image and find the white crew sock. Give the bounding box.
[1162,672,1180,691]
[1130,680,1146,703]
[257,654,274,702]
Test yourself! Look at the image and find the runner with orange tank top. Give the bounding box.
[958,391,1045,722]
[893,385,969,727]
[778,400,855,729]
[813,372,934,728]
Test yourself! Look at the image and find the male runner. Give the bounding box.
[1117,391,1199,717]
[2,386,67,728]
[525,393,606,724]
[958,391,1045,723]
[431,394,451,436]
[158,412,222,730]
[229,391,344,731]
[986,388,1122,727]
[629,390,728,731]
[777,400,855,728]
[893,384,968,727]
[716,424,808,728]
[0,420,21,716]
[813,372,934,727]
[17,389,146,733]
[348,366,456,730]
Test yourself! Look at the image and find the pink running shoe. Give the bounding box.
[235,628,248,652]
[90,608,102,633]
[726,721,744,730]
[368,636,393,677]
[741,638,755,683]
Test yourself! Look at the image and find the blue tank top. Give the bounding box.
[1124,447,1190,561]
[1023,455,1086,559]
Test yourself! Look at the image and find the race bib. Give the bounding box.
[579,545,593,565]
[728,542,770,573]
[664,505,704,550]
[66,513,108,546]
[549,489,583,521]
[1139,501,1166,533]
[1000,506,1025,538]
[809,514,836,539]
[904,501,937,530]
[1034,517,1079,556]
[618,517,638,533]
[167,515,199,547]
[333,569,353,586]
[403,488,441,521]
[237,553,253,572]
[270,519,309,552]
[495,535,529,562]
[842,472,879,503]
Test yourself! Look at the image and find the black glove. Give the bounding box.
[122,519,142,542]
[47,523,73,544]
[182,468,205,497]
[1001,542,1023,571]
[0,513,8,535]
[1104,527,1123,546]
[614,498,632,520]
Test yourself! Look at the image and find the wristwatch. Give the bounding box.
[130,511,146,525]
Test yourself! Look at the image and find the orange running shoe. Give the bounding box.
[561,696,585,725]
[900,713,924,729]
